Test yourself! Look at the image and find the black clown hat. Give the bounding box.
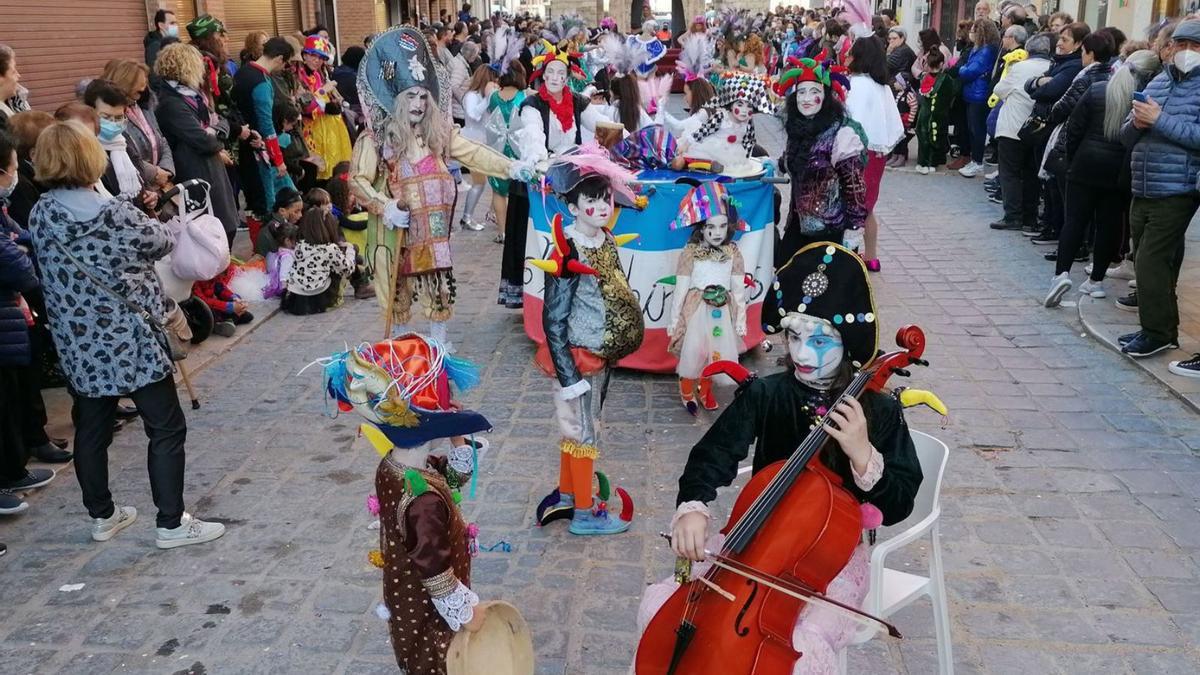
[765,241,879,368]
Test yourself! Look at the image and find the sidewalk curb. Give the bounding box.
[1077,295,1200,415]
[174,304,282,382]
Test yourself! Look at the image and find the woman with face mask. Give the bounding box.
[636,241,922,672]
[81,80,159,214]
[101,59,175,180]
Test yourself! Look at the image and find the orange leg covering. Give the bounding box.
[679,377,697,401]
[570,454,595,510]
[698,377,718,410]
[558,450,573,496]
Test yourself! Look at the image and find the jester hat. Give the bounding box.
[767,242,879,368]
[712,72,776,115]
[775,53,851,102]
[530,40,585,83]
[673,181,747,232]
[322,334,491,448]
[304,35,335,61]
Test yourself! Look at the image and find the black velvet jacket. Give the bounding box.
[677,371,923,526]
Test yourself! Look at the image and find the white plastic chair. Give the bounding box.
[837,429,952,675]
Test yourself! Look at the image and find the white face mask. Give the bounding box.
[701,216,728,247]
[568,192,612,232]
[730,101,752,123]
[543,61,568,94]
[402,88,428,125]
[795,81,825,118]
[785,317,845,389]
[1174,48,1200,73]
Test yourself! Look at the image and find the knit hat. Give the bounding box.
[774,55,850,101]
[303,35,335,61]
[672,181,747,231]
[1173,19,1200,44]
[768,242,879,368]
[186,14,225,40]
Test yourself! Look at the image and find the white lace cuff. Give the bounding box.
[671,501,711,531]
[851,446,884,491]
[558,379,591,400]
[448,444,475,475]
[423,571,479,632]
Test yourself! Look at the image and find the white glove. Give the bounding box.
[384,202,410,230]
[508,158,538,183]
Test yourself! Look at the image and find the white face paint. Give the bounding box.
[402,87,428,125]
[543,59,568,94]
[701,216,728,247]
[567,190,613,234]
[795,81,825,118]
[786,317,845,389]
[730,100,752,123]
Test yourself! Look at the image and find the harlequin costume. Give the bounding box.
[350,27,520,340]
[296,36,353,181]
[529,150,644,536]
[666,182,748,413]
[319,335,491,674]
[680,72,776,177]
[636,242,926,672]
[766,57,868,326]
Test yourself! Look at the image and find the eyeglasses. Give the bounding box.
[98,112,126,123]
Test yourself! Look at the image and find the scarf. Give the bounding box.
[99,134,142,196]
[538,84,575,133]
[125,105,159,165]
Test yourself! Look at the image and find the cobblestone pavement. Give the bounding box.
[4,116,1200,674]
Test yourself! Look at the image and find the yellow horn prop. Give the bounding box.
[360,423,395,457]
[530,259,561,274]
[613,233,640,247]
[898,389,949,417]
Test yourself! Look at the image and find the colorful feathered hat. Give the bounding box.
[485,24,525,76]
[768,242,879,368]
[303,35,335,61]
[675,33,716,82]
[673,181,747,231]
[530,39,585,83]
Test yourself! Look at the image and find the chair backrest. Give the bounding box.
[877,429,950,539]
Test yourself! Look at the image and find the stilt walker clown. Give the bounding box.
[531,148,645,536]
[351,26,534,347]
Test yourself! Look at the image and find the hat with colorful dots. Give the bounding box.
[767,241,878,368]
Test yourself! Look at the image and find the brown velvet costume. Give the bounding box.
[377,457,472,674]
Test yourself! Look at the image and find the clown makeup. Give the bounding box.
[402,87,428,125]
[701,216,729,248]
[543,59,568,95]
[785,317,845,389]
[795,81,825,118]
[567,190,613,235]
[730,100,752,123]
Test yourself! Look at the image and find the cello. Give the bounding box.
[635,325,929,675]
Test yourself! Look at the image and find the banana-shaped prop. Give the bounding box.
[894,387,949,426]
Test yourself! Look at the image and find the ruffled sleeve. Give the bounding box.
[405,493,478,631]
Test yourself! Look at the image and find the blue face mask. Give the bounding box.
[166,25,179,38]
[278,132,292,149]
[98,119,126,142]
[787,29,796,39]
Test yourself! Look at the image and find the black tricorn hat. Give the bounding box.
[765,241,879,368]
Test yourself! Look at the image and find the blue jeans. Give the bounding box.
[966,101,990,164]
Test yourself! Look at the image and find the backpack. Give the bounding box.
[167,179,231,282]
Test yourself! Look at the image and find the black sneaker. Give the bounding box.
[989,219,1022,230]
[1075,248,1090,263]
[1116,292,1138,312]
[1169,353,1200,378]
[1031,234,1058,245]
[987,194,1003,204]
[1044,251,1058,261]
[1118,330,1142,346]
[0,489,28,515]
[1021,225,1040,237]
[1121,333,1179,358]
[0,542,6,557]
[115,404,139,420]
[0,469,55,491]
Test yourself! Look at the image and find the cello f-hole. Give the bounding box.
[733,578,759,637]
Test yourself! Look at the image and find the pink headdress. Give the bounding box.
[675,32,716,82]
[544,143,642,208]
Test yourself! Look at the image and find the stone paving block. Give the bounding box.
[1091,609,1186,646]
[1120,550,1198,580]
[1076,578,1156,611]
[976,643,1062,675]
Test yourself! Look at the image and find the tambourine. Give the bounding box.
[445,601,534,675]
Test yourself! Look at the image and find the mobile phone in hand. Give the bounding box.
[1133,91,1148,103]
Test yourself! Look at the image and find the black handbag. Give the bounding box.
[1018,114,1048,143]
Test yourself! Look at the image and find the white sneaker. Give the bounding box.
[959,162,984,178]
[92,505,137,542]
[1108,260,1136,280]
[1129,279,1137,290]
[155,513,225,549]
[915,165,927,174]
[926,165,938,174]
[984,169,999,180]
[1044,272,1072,308]
[1079,279,1106,298]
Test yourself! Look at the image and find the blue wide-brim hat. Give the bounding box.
[359,26,441,131]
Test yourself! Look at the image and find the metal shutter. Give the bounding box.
[223,0,303,50]
[375,0,389,31]
[0,0,147,111]
[174,0,197,36]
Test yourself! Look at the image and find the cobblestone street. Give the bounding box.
[4,126,1200,674]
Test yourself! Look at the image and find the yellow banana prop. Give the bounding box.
[895,387,949,418]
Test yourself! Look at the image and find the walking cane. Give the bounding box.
[178,361,201,410]
[381,210,406,340]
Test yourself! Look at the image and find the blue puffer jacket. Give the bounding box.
[957,44,999,103]
[0,211,38,368]
[1124,65,1200,198]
